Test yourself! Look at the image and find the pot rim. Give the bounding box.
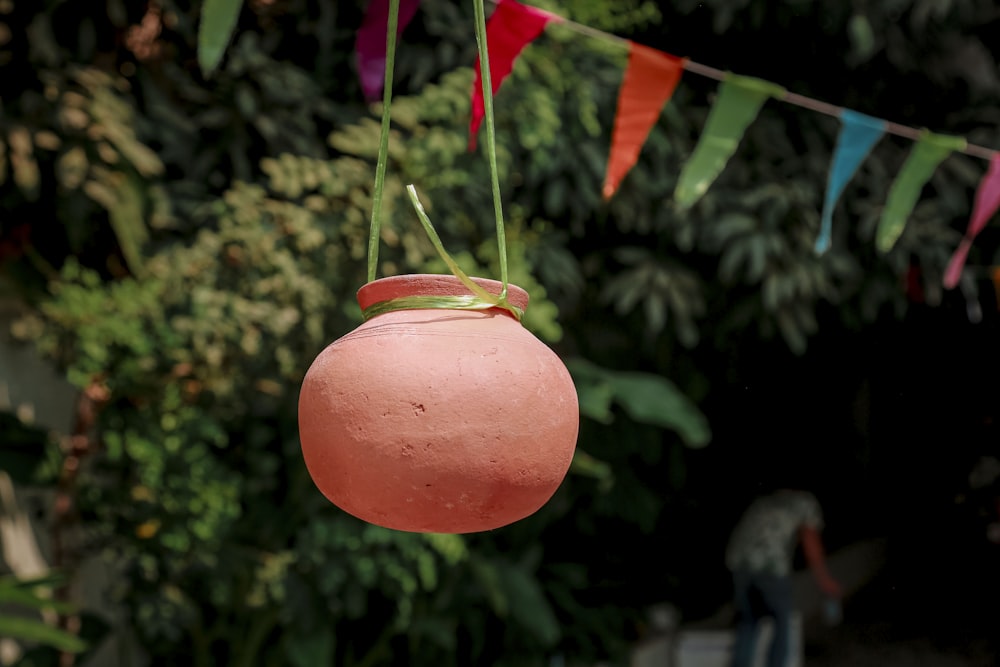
[357,274,529,313]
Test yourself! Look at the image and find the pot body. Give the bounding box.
[298,275,579,533]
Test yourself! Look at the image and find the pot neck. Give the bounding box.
[357,275,528,321]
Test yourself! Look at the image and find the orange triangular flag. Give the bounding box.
[603,43,684,199]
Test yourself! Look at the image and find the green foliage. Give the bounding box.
[198,0,245,76]
[568,358,711,448]
[0,574,87,655]
[601,246,705,347]
[0,63,165,280]
[0,412,61,485]
[9,39,625,662]
[4,0,999,664]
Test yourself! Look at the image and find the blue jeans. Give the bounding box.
[730,570,793,667]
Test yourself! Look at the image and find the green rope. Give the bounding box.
[366,0,400,283]
[363,185,521,321]
[362,294,524,321]
[472,0,510,299]
[364,0,518,322]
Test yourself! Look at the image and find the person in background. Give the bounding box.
[725,486,842,667]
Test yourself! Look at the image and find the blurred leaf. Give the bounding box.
[0,615,87,653]
[0,573,70,590]
[494,561,561,648]
[569,449,614,491]
[408,617,457,651]
[106,173,149,277]
[0,583,74,615]
[567,358,711,447]
[848,13,877,63]
[83,170,148,277]
[286,630,334,667]
[607,372,711,447]
[575,376,616,424]
[470,557,507,618]
[701,213,751,255]
[198,0,244,76]
[776,307,807,355]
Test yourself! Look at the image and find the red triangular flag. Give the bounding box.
[602,44,684,199]
[469,0,556,151]
[944,153,1000,289]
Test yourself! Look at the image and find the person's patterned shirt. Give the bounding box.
[725,489,823,576]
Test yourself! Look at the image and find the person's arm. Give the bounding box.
[799,524,842,598]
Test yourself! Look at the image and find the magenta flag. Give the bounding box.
[355,0,422,102]
[469,0,556,151]
[944,154,1000,289]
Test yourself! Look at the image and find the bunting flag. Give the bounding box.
[602,44,684,200]
[355,0,423,102]
[943,154,1000,289]
[674,75,785,210]
[815,110,886,254]
[875,132,967,253]
[469,0,556,151]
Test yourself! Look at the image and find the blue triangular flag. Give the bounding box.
[815,110,886,253]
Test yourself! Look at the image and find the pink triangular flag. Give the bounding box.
[944,154,1000,289]
[469,0,556,151]
[355,0,422,102]
[603,43,684,199]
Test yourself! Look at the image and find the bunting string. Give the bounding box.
[481,0,1000,273]
[514,2,998,161]
[356,0,1000,289]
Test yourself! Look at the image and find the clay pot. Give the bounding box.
[298,274,579,533]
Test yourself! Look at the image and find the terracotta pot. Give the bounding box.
[298,274,579,533]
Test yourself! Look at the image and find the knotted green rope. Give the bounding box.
[364,0,519,321]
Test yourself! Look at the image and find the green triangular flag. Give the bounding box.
[875,131,966,253]
[674,74,785,210]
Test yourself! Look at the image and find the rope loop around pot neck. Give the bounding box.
[361,294,525,322]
